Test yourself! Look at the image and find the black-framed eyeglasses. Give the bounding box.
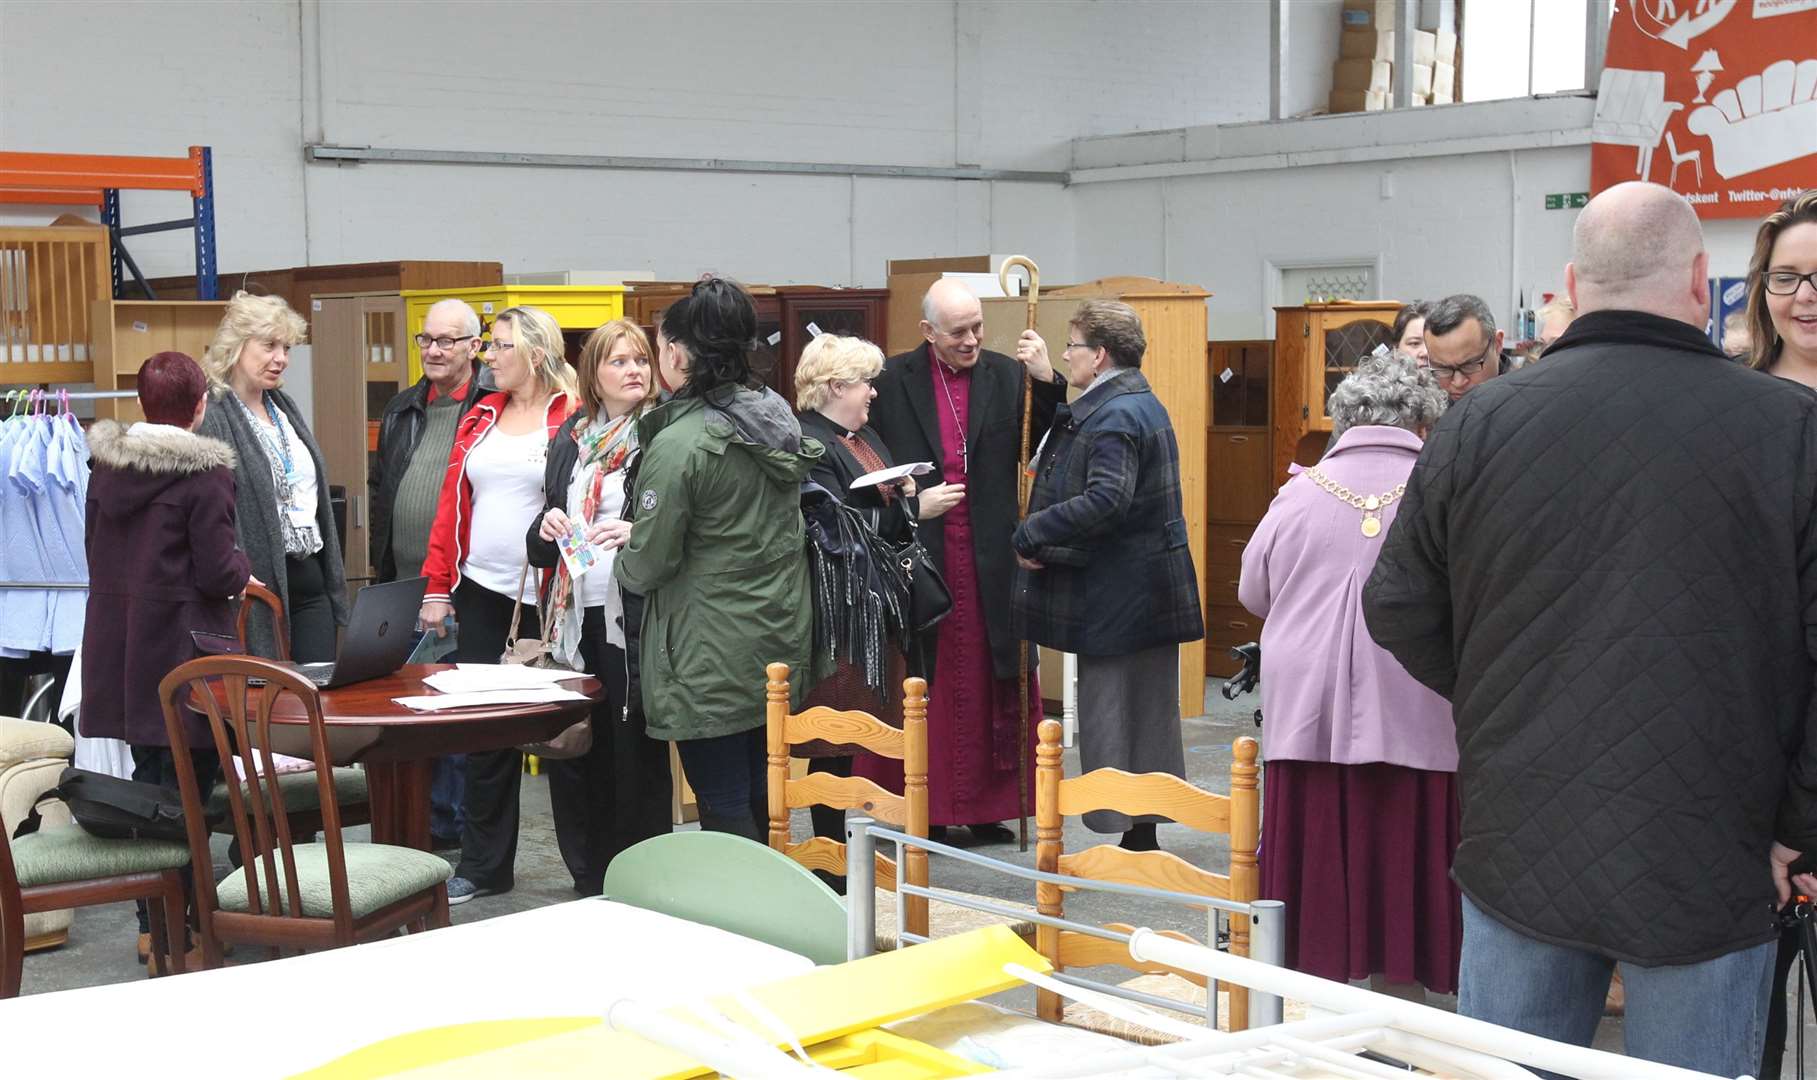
[1765,271,1817,297]
[414,333,477,351]
[1423,336,1496,381]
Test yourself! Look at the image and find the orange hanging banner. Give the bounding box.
[1590,0,1817,219]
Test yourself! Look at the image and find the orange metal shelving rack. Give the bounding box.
[0,145,217,300]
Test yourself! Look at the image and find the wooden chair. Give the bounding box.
[221,582,370,839]
[603,830,847,965]
[236,581,291,662]
[764,661,929,940]
[1034,718,1260,1032]
[0,806,191,998]
[157,656,450,966]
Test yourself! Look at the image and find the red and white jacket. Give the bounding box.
[420,390,578,605]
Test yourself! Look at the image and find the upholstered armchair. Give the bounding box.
[1687,59,1817,179]
[0,717,75,951]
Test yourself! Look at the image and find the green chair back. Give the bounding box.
[603,831,847,965]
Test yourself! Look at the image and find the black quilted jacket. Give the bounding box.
[1363,309,1817,966]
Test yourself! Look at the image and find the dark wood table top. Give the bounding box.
[204,664,603,764]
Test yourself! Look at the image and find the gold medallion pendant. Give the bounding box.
[1361,515,1382,538]
[1302,466,1405,542]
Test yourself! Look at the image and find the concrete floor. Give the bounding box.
[12,681,1815,1075]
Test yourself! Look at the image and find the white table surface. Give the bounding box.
[0,899,815,1076]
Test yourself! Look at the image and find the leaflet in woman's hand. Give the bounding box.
[557,530,605,578]
[851,462,934,488]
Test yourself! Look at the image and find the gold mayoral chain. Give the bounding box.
[1302,466,1405,538]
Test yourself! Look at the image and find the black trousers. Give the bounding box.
[451,581,534,890]
[130,744,221,934]
[674,727,767,841]
[285,552,337,663]
[544,606,672,896]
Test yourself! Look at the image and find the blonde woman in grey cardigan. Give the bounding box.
[195,291,348,661]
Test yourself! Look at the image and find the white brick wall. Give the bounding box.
[0,0,1262,286]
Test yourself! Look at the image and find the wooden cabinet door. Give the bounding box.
[778,293,886,401]
[1208,431,1271,523]
[1310,311,1397,431]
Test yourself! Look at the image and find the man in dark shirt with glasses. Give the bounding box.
[1421,293,1508,401]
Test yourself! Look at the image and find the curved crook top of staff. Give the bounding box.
[998,256,1041,329]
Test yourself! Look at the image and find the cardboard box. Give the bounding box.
[1436,28,1458,66]
[1341,0,1397,30]
[1433,60,1456,103]
[1340,28,1393,59]
[1329,89,1388,114]
[1333,58,1393,93]
[1410,62,1434,97]
[885,256,996,355]
[1339,28,1433,63]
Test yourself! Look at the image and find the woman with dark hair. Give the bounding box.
[527,319,670,895]
[1745,190,1817,387]
[81,351,252,966]
[615,277,823,839]
[1391,301,1430,362]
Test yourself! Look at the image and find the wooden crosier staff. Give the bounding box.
[999,255,1039,852]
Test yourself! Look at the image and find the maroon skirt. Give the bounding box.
[1260,759,1462,994]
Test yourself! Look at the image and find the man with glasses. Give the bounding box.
[371,297,490,849]
[867,277,1067,844]
[1420,294,1508,401]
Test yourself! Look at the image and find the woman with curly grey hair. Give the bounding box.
[1238,353,1460,998]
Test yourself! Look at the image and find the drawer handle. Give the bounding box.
[1226,539,1246,548]
[1227,579,1240,588]
[1227,621,1249,630]
[1228,434,1248,444]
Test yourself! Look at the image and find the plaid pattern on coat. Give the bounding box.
[1011,368,1203,656]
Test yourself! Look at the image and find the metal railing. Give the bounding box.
[844,817,1287,1029]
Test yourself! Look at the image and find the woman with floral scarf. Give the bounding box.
[527,319,671,895]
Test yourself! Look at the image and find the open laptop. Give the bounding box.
[293,576,428,689]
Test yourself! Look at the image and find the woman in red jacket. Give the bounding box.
[418,305,577,905]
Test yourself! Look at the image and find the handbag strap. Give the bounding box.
[504,561,533,646]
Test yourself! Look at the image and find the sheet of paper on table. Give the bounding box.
[394,687,590,711]
[425,665,585,694]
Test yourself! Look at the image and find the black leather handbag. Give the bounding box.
[885,525,951,637]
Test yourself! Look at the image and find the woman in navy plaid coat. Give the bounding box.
[1010,300,1202,851]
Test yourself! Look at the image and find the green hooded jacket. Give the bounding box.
[614,385,824,741]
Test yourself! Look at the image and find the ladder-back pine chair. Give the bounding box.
[1034,718,1260,1031]
[764,661,929,940]
[158,655,450,966]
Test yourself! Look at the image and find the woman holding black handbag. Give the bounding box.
[794,334,939,863]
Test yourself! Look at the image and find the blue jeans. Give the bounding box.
[1458,895,1773,1078]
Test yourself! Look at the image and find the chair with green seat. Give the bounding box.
[0,809,191,998]
[157,655,449,967]
[603,831,847,965]
[220,583,371,840]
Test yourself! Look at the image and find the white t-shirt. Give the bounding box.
[461,425,548,603]
[567,460,629,646]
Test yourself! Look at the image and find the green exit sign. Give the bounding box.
[1546,192,1590,210]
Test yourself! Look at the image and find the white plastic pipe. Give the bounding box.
[1126,929,1732,1080]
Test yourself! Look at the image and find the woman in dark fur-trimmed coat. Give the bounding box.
[81,352,252,759]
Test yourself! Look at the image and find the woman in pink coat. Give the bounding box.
[1239,353,1459,997]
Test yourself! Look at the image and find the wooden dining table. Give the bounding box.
[216,664,601,850]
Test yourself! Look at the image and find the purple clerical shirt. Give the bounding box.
[1238,425,1456,772]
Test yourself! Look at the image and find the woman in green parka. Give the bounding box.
[614,278,823,839]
